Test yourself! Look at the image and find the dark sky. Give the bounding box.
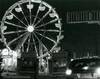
[1,0,100,19]
[0,0,100,57]
[0,0,100,21]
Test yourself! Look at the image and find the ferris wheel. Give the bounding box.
[0,0,62,58]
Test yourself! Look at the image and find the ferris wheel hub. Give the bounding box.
[27,25,34,32]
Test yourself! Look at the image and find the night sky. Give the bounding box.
[0,0,100,57]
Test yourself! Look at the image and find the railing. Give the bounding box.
[66,10,100,24]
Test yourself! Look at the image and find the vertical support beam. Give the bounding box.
[38,43,49,75]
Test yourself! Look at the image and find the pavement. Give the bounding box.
[1,72,67,79]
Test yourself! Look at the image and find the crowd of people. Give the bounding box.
[0,48,21,74]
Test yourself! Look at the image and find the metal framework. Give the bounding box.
[0,0,62,74]
[66,10,100,24]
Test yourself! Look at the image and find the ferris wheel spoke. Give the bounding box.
[27,0,32,25]
[35,31,56,44]
[3,30,27,35]
[37,41,49,58]
[50,43,58,53]
[36,29,60,33]
[32,1,42,25]
[41,41,49,53]
[26,34,31,52]
[11,13,28,27]
[22,45,24,52]
[16,32,29,49]
[18,4,29,25]
[32,34,39,57]
[33,33,43,57]
[29,9,32,25]
[35,18,58,29]
[4,21,26,29]
[33,32,48,53]
[8,32,27,46]
[34,8,52,27]
[33,33,49,58]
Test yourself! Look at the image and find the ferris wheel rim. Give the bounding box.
[0,0,62,58]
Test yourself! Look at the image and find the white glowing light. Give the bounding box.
[55,23,61,29]
[27,4,34,10]
[65,69,72,75]
[27,25,34,32]
[96,67,100,75]
[39,6,46,11]
[6,14,13,20]
[83,66,89,70]
[15,7,22,12]
[1,26,7,32]
[49,13,56,18]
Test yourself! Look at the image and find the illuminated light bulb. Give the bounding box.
[59,35,64,40]
[6,14,13,20]
[49,13,56,18]
[65,69,72,75]
[15,7,22,12]
[39,6,46,11]
[27,4,34,10]
[55,23,61,29]
[83,66,89,70]
[1,26,7,32]
[27,25,34,32]
[96,67,100,75]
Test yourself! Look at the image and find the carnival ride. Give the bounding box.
[0,0,63,74]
